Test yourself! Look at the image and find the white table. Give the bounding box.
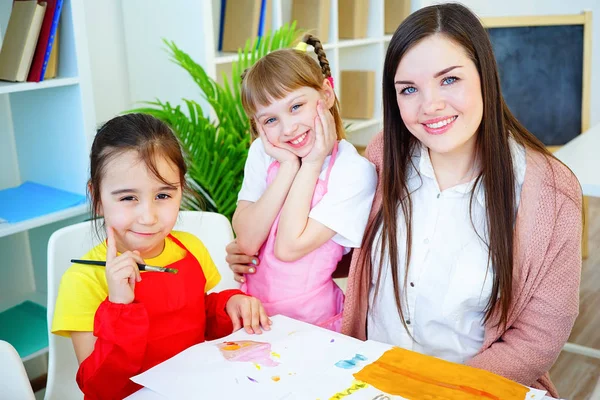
[554,123,600,197]
[125,387,558,399]
[125,388,165,399]
[554,123,600,360]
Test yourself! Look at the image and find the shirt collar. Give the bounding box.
[413,136,527,207]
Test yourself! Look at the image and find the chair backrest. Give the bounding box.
[0,340,36,400]
[45,210,239,400]
[173,211,239,293]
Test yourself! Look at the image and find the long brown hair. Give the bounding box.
[241,34,345,141]
[88,113,188,237]
[362,3,557,332]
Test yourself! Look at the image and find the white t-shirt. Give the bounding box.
[237,139,377,250]
[367,137,527,364]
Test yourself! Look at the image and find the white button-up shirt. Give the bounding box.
[367,138,526,363]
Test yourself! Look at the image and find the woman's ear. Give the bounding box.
[321,78,336,108]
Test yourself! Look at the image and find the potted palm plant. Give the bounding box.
[130,23,300,220]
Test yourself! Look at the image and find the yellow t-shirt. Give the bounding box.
[51,231,221,337]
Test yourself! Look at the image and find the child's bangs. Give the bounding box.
[137,141,185,189]
[242,51,319,117]
[243,72,305,116]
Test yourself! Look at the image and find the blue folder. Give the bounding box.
[0,181,86,224]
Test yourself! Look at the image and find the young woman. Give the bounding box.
[228,4,582,397]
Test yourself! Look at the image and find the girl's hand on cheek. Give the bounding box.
[303,100,337,166]
[258,124,299,167]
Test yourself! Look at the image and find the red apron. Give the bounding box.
[76,234,241,400]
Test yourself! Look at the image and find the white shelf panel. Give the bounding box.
[383,34,393,42]
[336,38,383,49]
[345,117,382,132]
[215,52,239,65]
[0,204,88,238]
[0,77,80,95]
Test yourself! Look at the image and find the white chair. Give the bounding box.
[0,340,36,400]
[46,211,239,400]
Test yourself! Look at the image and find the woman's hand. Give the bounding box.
[225,239,258,283]
[303,99,337,166]
[225,295,272,334]
[105,227,142,304]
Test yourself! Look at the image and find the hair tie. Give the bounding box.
[295,42,308,52]
[327,76,334,89]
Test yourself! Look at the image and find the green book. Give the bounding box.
[0,300,48,358]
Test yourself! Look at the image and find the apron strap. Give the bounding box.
[322,141,339,187]
[167,233,188,252]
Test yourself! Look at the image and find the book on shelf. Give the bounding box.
[385,0,411,34]
[0,0,47,82]
[0,181,86,225]
[338,0,369,39]
[257,0,272,39]
[291,0,331,43]
[44,23,59,79]
[340,70,375,119]
[220,0,263,52]
[19,0,64,82]
[0,301,47,359]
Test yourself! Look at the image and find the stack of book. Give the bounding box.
[0,0,63,82]
[219,0,272,53]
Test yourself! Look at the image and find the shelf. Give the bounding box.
[336,38,383,49]
[0,292,48,361]
[345,117,382,132]
[214,37,383,64]
[0,77,80,95]
[215,51,239,65]
[383,34,393,42]
[0,203,88,238]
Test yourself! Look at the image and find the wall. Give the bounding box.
[82,0,131,125]
[83,1,599,129]
[416,0,599,128]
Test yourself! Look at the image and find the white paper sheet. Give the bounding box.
[131,315,364,399]
[131,315,547,400]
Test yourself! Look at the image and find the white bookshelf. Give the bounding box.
[0,0,96,363]
[121,0,411,148]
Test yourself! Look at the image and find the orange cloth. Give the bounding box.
[354,347,528,400]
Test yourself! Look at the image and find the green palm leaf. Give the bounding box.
[128,23,300,220]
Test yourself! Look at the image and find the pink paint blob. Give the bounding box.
[217,341,279,367]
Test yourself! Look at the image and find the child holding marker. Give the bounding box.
[52,113,270,400]
[231,34,377,331]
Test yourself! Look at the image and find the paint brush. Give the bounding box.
[70,259,178,274]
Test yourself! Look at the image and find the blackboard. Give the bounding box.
[484,14,591,146]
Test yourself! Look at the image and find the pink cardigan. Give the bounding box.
[341,132,582,398]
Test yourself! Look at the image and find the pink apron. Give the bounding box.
[242,142,344,331]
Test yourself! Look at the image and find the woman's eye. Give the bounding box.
[120,196,135,202]
[400,86,417,95]
[156,193,171,200]
[442,76,458,85]
[264,117,276,125]
[291,104,302,112]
